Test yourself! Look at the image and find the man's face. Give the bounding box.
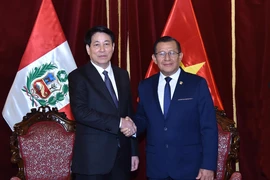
[86,32,115,69]
[152,41,183,76]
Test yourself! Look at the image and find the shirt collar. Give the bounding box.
[159,68,181,81]
[91,61,113,75]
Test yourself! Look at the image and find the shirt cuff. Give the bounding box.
[119,118,122,128]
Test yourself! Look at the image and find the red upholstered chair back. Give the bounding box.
[10,106,75,180]
[215,108,240,180]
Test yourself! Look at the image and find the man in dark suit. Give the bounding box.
[133,36,218,180]
[68,26,139,180]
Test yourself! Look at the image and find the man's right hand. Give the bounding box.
[120,116,137,137]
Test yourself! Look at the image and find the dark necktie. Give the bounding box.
[164,77,172,118]
[103,70,118,108]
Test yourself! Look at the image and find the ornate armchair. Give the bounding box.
[10,106,75,180]
[215,108,241,180]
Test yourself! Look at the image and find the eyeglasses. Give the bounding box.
[155,51,180,59]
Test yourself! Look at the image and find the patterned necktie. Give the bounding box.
[164,77,172,118]
[103,70,118,108]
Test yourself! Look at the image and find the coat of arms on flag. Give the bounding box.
[22,63,69,106]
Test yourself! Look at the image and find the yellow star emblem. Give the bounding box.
[180,61,205,75]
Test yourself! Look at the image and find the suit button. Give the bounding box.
[164,127,167,131]
[166,144,169,148]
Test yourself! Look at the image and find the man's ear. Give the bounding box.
[112,43,115,51]
[152,54,157,64]
[86,44,90,55]
[179,52,183,60]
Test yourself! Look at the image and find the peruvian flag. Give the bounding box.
[145,0,224,110]
[2,0,77,130]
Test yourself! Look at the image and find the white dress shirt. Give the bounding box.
[158,68,181,114]
[91,61,119,100]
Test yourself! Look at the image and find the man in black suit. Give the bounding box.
[68,26,139,180]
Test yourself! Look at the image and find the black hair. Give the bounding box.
[153,36,181,54]
[84,26,115,45]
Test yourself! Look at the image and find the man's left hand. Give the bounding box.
[131,156,139,171]
[196,169,214,180]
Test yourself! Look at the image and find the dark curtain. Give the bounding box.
[236,0,270,179]
[0,0,269,179]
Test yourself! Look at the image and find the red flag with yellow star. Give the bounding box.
[145,0,223,110]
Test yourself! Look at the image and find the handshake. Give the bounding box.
[120,116,137,137]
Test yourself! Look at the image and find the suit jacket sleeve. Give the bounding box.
[133,81,148,136]
[198,78,218,170]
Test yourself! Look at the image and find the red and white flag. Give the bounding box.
[2,0,77,130]
[146,0,224,110]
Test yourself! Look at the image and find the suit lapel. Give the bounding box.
[152,73,164,118]
[83,62,117,109]
[112,66,122,108]
[166,69,186,119]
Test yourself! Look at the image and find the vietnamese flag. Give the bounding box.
[2,0,77,130]
[145,0,223,110]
